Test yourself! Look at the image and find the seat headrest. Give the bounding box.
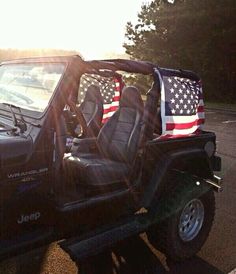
[120,86,143,110]
[84,85,103,103]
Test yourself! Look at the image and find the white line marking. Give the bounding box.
[222,120,236,124]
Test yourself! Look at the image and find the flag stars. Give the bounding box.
[164,76,202,117]
[80,74,118,105]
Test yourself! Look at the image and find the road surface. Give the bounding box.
[0,109,235,274]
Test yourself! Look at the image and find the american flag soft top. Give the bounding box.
[79,74,121,124]
[158,69,205,138]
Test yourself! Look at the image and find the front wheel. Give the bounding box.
[147,184,215,261]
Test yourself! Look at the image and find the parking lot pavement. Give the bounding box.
[197,110,236,274]
[0,109,235,274]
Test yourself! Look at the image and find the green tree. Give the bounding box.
[124,0,236,102]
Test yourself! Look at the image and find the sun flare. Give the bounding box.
[0,0,148,59]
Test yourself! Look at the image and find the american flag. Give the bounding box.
[160,74,205,138]
[79,74,121,124]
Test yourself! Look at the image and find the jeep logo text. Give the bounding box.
[17,212,41,224]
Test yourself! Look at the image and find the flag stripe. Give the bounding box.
[158,130,202,140]
[103,111,116,119]
[165,125,200,135]
[165,111,205,123]
[166,118,205,130]
[198,106,204,112]
[103,105,119,114]
[101,77,121,123]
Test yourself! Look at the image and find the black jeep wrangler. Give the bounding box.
[0,55,221,265]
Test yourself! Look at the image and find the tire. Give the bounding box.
[147,177,215,261]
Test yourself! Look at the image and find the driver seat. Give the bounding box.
[64,86,144,192]
[79,85,103,137]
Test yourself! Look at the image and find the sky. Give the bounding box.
[0,0,151,59]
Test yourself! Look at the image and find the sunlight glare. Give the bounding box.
[0,0,150,59]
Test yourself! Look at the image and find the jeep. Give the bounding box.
[0,55,221,268]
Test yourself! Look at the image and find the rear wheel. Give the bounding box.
[147,178,215,261]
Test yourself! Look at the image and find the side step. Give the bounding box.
[59,214,151,262]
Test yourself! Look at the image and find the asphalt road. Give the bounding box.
[0,109,235,274]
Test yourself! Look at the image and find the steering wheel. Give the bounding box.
[68,102,88,137]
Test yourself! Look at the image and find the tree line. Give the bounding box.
[124,0,236,103]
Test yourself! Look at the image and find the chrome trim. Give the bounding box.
[205,174,223,192]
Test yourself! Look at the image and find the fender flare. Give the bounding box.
[141,148,213,208]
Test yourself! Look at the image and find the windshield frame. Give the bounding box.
[0,58,68,120]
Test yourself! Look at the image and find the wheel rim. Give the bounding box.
[178,198,204,242]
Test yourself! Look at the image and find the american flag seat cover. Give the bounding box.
[157,69,205,138]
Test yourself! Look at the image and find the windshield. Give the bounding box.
[0,63,65,115]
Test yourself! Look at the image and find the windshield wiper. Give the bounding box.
[3,103,27,133]
[1,103,40,134]
[0,120,17,133]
